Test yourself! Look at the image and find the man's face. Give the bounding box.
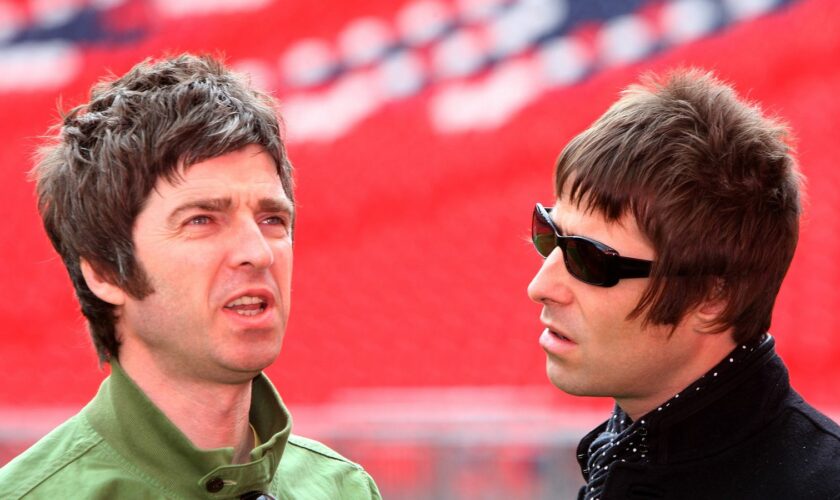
[120,144,293,384]
[527,196,708,407]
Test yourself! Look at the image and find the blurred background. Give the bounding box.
[1,0,838,497]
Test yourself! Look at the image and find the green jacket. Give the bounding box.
[0,363,381,499]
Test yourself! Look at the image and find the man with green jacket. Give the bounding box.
[0,54,381,500]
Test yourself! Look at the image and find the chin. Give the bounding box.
[235,351,279,373]
[233,333,283,365]
[548,375,616,399]
[546,363,593,397]
[215,362,273,385]
[220,347,280,378]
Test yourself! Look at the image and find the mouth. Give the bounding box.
[539,324,577,355]
[540,317,576,342]
[223,294,271,317]
[548,329,572,342]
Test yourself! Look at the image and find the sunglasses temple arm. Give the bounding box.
[617,257,653,279]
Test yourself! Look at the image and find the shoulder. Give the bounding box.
[276,434,381,499]
[787,395,840,441]
[0,412,161,500]
[781,396,840,468]
[286,434,363,466]
[741,394,840,495]
[0,413,102,499]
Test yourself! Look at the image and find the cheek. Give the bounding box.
[579,283,646,329]
[576,282,655,361]
[142,246,220,311]
[139,240,200,274]
[275,242,292,269]
[272,245,293,287]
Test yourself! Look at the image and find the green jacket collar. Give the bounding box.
[83,361,291,498]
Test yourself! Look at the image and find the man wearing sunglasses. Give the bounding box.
[527,69,840,499]
[0,55,380,499]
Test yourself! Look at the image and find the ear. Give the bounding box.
[80,258,127,306]
[692,281,728,334]
[696,300,725,324]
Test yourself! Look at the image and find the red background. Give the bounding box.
[1,0,838,445]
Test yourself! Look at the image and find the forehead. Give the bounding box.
[155,145,288,202]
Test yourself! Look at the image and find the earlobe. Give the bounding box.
[693,297,727,334]
[80,259,127,306]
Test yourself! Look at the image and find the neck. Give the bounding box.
[616,331,738,421]
[117,348,255,464]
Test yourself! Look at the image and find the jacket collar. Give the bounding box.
[647,336,790,464]
[83,361,291,498]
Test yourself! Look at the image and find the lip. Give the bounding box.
[221,287,278,330]
[539,325,577,356]
[223,287,276,308]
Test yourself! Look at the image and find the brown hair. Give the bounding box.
[555,68,802,344]
[33,53,294,362]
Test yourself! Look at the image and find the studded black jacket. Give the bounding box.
[576,336,840,500]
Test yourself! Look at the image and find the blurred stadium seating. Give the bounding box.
[1,0,838,496]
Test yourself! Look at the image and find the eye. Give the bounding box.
[186,215,213,226]
[260,215,291,238]
[260,215,288,227]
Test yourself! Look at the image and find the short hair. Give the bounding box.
[33,53,294,362]
[555,68,802,344]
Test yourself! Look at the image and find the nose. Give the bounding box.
[229,218,274,269]
[527,249,574,306]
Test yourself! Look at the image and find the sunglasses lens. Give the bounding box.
[531,204,618,286]
[532,210,557,258]
[565,238,610,285]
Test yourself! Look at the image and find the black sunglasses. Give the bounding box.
[531,203,652,287]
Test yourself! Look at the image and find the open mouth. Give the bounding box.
[224,295,268,316]
[549,329,572,342]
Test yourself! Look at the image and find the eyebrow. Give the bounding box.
[166,196,294,227]
[257,197,294,216]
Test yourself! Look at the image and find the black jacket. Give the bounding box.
[577,339,840,499]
